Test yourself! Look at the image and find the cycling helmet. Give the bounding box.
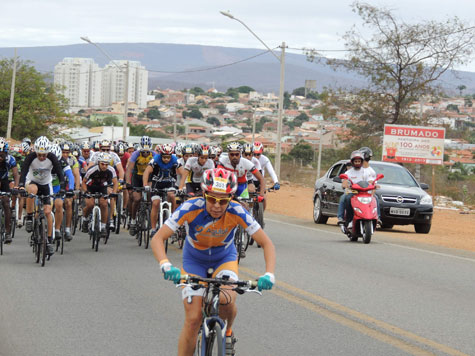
[215,146,223,156]
[140,136,152,150]
[22,137,32,145]
[72,147,80,158]
[81,141,91,150]
[161,143,174,155]
[350,150,364,168]
[98,152,111,164]
[359,147,373,162]
[93,141,101,150]
[127,142,135,150]
[60,142,71,151]
[100,140,111,148]
[209,146,217,157]
[197,144,210,156]
[50,144,62,159]
[20,141,31,154]
[116,143,126,155]
[183,144,194,155]
[227,142,242,152]
[0,138,9,153]
[242,143,253,155]
[133,143,140,150]
[175,144,183,156]
[34,136,51,154]
[201,168,238,195]
[253,141,264,154]
[53,137,64,145]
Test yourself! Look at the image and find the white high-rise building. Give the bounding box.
[102,60,148,109]
[54,58,102,111]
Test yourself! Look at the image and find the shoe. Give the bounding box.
[81,219,89,233]
[100,229,108,239]
[5,233,12,244]
[337,219,345,226]
[348,221,353,230]
[47,237,54,256]
[129,223,137,236]
[65,229,72,242]
[109,221,115,230]
[54,229,61,240]
[239,249,246,258]
[17,220,23,228]
[25,217,33,233]
[225,332,237,355]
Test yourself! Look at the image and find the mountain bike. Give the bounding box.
[54,191,74,255]
[113,188,123,234]
[83,192,117,252]
[177,275,260,356]
[134,187,151,248]
[0,191,13,255]
[71,191,80,236]
[153,187,176,252]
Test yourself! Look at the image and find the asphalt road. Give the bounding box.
[1,213,475,356]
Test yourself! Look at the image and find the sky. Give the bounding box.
[1,0,474,71]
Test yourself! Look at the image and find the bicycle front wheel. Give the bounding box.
[143,209,151,249]
[94,211,100,252]
[72,198,79,236]
[0,212,5,256]
[115,194,122,234]
[205,323,224,356]
[235,226,243,264]
[39,218,47,267]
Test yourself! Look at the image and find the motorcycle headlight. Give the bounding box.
[357,196,372,204]
[420,195,433,205]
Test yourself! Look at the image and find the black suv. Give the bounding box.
[313,160,433,233]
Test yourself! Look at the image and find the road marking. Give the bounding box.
[240,266,469,356]
[267,218,475,262]
[382,243,475,263]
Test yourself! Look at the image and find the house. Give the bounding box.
[226,103,245,113]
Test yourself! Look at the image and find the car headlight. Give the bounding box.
[420,195,433,205]
[357,196,372,204]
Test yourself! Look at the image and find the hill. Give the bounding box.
[0,43,474,94]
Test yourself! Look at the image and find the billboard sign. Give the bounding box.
[382,124,445,165]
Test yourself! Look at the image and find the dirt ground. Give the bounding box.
[266,184,475,252]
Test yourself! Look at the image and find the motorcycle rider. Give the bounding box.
[337,151,368,229]
[359,146,381,224]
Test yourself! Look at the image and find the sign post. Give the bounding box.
[382,124,445,198]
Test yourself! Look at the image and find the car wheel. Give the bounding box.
[414,223,431,234]
[381,223,394,229]
[313,196,328,224]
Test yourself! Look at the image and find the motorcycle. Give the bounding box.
[339,173,384,244]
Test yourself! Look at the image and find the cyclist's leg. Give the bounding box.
[1,179,12,236]
[131,174,143,220]
[99,197,108,224]
[167,191,177,212]
[150,195,161,230]
[213,260,239,332]
[64,197,72,229]
[38,184,54,240]
[54,197,63,232]
[25,182,38,214]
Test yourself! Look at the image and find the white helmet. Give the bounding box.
[50,144,62,159]
[34,136,51,154]
[98,152,111,164]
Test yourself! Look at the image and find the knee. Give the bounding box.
[184,312,202,331]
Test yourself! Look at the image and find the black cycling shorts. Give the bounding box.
[27,182,53,205]
[0,178,10,193]
[86,185,108,195]
[132,174,144,188]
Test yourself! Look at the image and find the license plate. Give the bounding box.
[389,207,410,216]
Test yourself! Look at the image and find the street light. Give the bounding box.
[220,11,286,180]
[80,36,129,141]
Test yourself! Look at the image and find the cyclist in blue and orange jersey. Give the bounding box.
[143,143,184,234]
[19,136,65,256]
[151,168,276,356]
[178,144,214,195]
[0,138,19,244]
[218,142,265,201]
[126,136,157,235]
[50,144,75,241]
[81,152,118,238]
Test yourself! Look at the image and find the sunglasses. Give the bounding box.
[254,153,261,157]
[229,152,240,157]
[162,155,171,159]
[141,151,150,155]
[204,193,232,206]
[37,153,47,158]
[243,153,252,157]
[101,148,110,152]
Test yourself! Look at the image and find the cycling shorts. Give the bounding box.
[86,185,108,195]
[26,182,53,205]
[235,183,249,199]
[132,174,144,188]
[151,181,175,201]
[0,178,10,193]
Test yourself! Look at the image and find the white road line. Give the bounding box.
[266,218,475,263]
[382,243,475,263]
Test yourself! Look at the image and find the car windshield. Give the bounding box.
[371,163,418,187]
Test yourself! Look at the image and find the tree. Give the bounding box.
[189,87,205,96]
[183,108,203,119]
[283,92,291,109]
[237,86,255,94]
[103,115,121,126]
[147,107,161,120]
[155,92,164,99]
[289,141,314,165]
[457,85,467,96]
[308,2,475,136]
[0,59,69,139]
[206,117,220,127]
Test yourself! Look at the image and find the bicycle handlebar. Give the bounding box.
[177,274,260,295]
[82,192,117,199]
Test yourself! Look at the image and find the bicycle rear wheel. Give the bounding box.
[115,194,122,234]
[39,218,47,267]
[143,209,151,249]
[0,211,5,256]
[72,197,79,236]
[205,323,224,356]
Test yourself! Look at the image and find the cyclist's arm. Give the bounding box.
[115,162,125,181]
[72,166,81,190]
[112,176,118,194]
[252,168,266,197]
[143,165,153,187]
[250,228,276,274]
[126,161,135,185]
[12,166,20,187]
[178,169,189,190]
[264,159,279,184]
[151,224,175,264]
[18,153,34,186]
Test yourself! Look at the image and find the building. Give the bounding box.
[54,58,102,111]
[102,60,148,109]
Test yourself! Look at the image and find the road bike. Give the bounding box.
[113,188,123,234]
[177,275,260,356]
[71,191,80,236]
[153,187,176,253]
[53,191,74,255]
[83,192,117,252]
[133,187,152,248]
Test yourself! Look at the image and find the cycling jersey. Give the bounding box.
[119,152,131,171]
[0,154,17,180]
[52,158,74,193]
[65,155,79,170]
[184,157,214,183]
[165,197,260,262]
[247,156,262,181]
[218,156,258,184]
[254,154,278,184]
[129,151,156,176]
[83,165,116,187]
[149,154,178,183]
[78,156,88,177]
[90,151,121,167]
[20,152,65,187]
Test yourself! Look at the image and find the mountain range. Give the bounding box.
[1,43,474,94]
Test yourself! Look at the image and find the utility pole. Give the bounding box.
[6,48,17,140]
[173,107,177,141]
[274,42,286,180]
[122,61,129,141]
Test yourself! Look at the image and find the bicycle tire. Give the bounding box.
[177,226,185,249]
[59,213,65,255]
[243,230,251,252]
[0,209,4,256]
[205,323,224,356]
[40,218,47,267]
[235,226,243,264]
[115,194,122,234]
[94,210,100,252]
[137,208,143,246]
[255,201,265,229]
[72,197,79,236]
[164,235,168,253]
[34,219,40,263]
[10,211,16,240]
[144,209,151,249]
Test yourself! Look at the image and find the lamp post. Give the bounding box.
[80,36,129,141]
[220,11,285,179]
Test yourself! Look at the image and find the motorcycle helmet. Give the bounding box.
[350,151,364,168]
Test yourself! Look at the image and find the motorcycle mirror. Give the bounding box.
[375,173,384,181]
[339,173,349,180]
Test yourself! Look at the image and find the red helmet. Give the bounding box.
[201,168,237,194]
[253,141,264,154]
[198,144,210,156]
[160,143,174,155]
